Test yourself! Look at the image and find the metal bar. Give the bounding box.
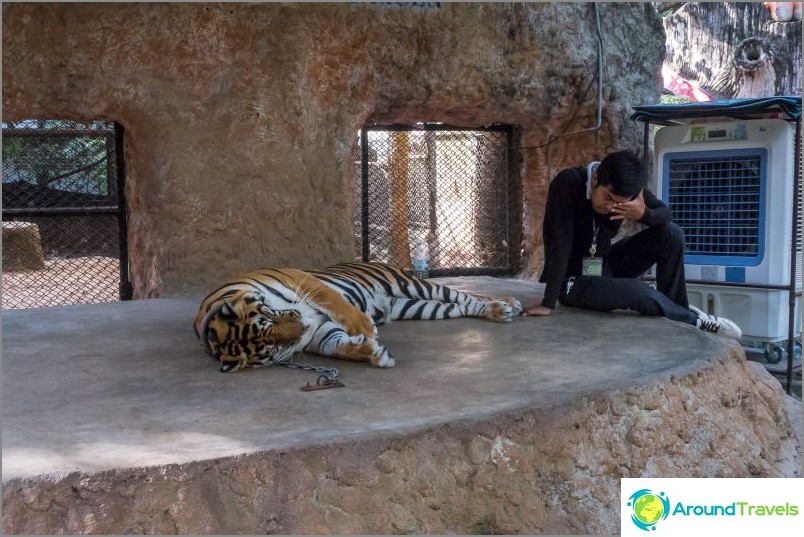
[505,126,513,270]
[105,132,117,205]
[114,122,133,301]
[641,275,802,293]
[427,267,514,278]
[3,129,114,138]
[360,128,370,262]
[425,131,439,265]
[365,123,511,133]
[2,207,123,216]
[506,126,522,273]
[642,121,650,170]
[785,119,801,394]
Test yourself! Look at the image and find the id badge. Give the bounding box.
[582,256,603,277]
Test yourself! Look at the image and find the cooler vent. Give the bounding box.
[664,149,766,266]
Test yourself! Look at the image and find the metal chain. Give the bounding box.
[278,359,340,383]
[254,352,343,389]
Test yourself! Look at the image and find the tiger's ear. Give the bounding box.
[219,302,237,319]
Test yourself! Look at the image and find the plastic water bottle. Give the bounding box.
[412,241,429,279]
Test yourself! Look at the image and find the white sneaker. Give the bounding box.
[689,305,742,340]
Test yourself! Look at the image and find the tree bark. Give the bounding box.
[663,2,802,99]
[389,132,412,268]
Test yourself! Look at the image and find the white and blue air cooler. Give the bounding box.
[654,118,802,350]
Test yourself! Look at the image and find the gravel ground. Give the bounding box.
[2,256,121,310]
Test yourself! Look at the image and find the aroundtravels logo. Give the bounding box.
[627,489,671,531]
[625,485,800,533]
[622,479,801,536]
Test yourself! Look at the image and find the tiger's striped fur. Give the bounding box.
[194,262,522,373]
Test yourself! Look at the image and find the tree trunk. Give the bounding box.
[663,2,802,99]
[389,132,412,268]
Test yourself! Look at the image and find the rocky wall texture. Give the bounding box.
[3,354,800,535]
[2,3,665,296]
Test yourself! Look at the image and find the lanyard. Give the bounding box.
[589,213,601,256]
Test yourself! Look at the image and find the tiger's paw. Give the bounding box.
[337,336,395,367]
[370,343,396,368]
[503,296,522,317]
[485,300,515,322]
[342,312,377,339]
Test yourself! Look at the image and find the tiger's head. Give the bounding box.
[195,292,308,373]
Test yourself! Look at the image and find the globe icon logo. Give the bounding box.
[627,489,670,531]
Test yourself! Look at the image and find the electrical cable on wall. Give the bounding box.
[519,2,605,151]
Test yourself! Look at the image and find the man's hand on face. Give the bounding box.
[610,189,645,222]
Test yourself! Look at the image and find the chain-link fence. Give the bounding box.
[354,125,521,276]
[2,119,130,309]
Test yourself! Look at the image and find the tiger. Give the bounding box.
[193,261,522,373]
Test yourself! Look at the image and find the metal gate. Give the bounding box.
[1,119,131,309]
[354,124,521,276]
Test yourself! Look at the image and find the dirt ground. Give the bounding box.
[1,256,121,309]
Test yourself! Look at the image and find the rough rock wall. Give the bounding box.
[2,3,664,296]
[662,2,802,99]
[2,354,799,534]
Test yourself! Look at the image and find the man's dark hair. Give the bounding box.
[596,150,646,198]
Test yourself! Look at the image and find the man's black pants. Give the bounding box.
[559,223,698,325]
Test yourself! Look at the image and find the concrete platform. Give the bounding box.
[2,277,801,534]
